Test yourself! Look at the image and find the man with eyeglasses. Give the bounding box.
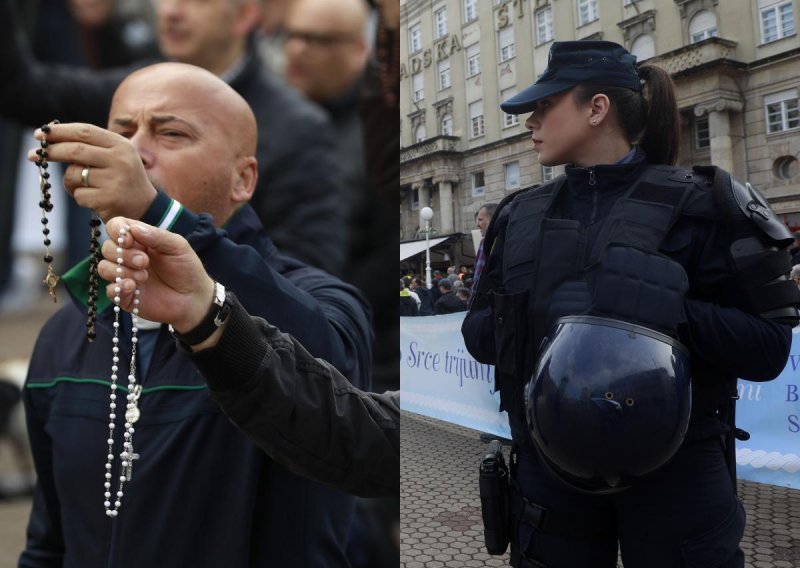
[284,0,370,107]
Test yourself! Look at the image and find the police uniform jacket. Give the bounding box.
[462,149,792,448]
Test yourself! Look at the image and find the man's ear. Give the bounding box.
[232,156,258,205]
[232,1,263,38]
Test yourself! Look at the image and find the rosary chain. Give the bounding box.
[36,121,60,302]
[103,225,141,518]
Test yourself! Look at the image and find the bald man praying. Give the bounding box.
[19,63,373,568]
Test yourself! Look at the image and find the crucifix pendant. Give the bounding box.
[122,448,140,481]
[43,266,59,302]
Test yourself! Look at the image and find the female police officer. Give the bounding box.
[462,41,799,568]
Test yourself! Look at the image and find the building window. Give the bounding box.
[409,23,422,53]
[630,34,655,60]
[434,6,448,39]
[438,59,451,90]
[505,161,520,190]
[535,7,554,45]
[466,43,481,77]
[577,0,599,26]
[415,124,426,143]
[760,1,794,43]
[542,165,554,183]
[773,155,799,180]
[469,100,485,138]
[472,171,486,197]
[695,116,710,149]
[498,26,516,62]
[412,72,424,102]
[411,187,420,210]
[464,0,477,23]
[441,113,453,136]
[501,88,520,127]
[688,10,718,43]
[765,89,800,134]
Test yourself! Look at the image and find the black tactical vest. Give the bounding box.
[492,165,702,420]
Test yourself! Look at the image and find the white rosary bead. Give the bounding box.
[103,225,141,519]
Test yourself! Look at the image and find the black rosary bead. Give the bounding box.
[37,120,60,303]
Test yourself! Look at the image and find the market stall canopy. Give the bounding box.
[399,236,451,261]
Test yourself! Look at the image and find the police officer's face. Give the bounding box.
[524,90,594,167]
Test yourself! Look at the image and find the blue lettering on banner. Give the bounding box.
[737,383,762,401]
[405,340,441,371]
[444,348,494,388]
[788,384,798,402]
[789,415,800,433]
[790,355,800,372]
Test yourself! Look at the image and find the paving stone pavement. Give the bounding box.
[400,411,800,568]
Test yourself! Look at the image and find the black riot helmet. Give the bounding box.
[524,315,691,494]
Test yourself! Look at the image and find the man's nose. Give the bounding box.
[129,134,154,169]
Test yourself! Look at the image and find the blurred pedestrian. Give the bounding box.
[400,279,419,317]
[434,279,466,315]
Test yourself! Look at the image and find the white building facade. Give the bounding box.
[399,0,800,245]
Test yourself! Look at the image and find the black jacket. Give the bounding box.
[0,1,347,274]
[189,293,399,498]
[21,200,372,567]
[435,291,468,314]
[463,152,792,440]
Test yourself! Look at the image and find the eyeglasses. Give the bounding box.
[284,29,358,49]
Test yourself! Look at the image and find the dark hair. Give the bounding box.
[573,64,680,165]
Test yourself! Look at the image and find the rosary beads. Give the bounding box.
[103,224,141,518]
[36,121,102,342]
[87,214,102,341]
[33,127,144,517]
[36,121,59,302]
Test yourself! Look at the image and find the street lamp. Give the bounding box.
[420,206,434,289]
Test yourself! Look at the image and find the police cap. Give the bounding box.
[500,40,642,115]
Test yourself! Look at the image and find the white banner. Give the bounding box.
[400,314,800,489]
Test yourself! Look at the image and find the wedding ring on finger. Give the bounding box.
[81,166,91,187]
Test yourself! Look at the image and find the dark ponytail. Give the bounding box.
[637,65,680,166]
[573,64,681,165]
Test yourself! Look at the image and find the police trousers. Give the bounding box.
[510,435,745,568]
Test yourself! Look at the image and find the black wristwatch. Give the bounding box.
[170,281,232,347]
